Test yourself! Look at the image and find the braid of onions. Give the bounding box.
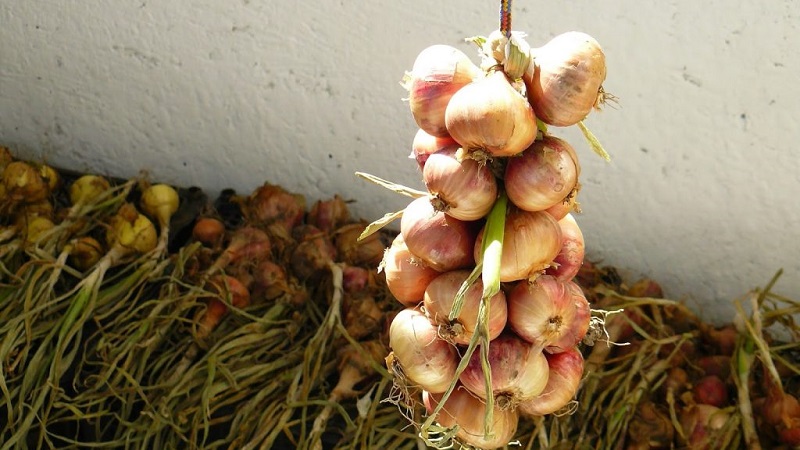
[358,7,613,448]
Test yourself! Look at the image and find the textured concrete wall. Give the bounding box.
[2,1,798,321]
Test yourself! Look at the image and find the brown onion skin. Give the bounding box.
[423,269,507,345]
[382,234,440,306]
[333,222,385,267]
[505,135,580,212]
[400,196,478,272]
[507,276,590,353]
[423,147,498,221]
[474,207,561,282]
[544,213,585,282]
[307,195,350,234]
[388,308,459,393]
[423,387,519,450]
[518,347,584,416]
[459,333,549,409]
[445,70,537,158]
[410,128,458,169]
[406,45,482,138]
[524,31,607,127]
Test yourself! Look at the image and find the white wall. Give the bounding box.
[2,1,798,321]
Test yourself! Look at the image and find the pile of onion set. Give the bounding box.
[365,14,610,449]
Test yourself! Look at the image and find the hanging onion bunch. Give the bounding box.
[357,4,614,447]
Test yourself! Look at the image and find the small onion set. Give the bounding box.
[362,7,612,448]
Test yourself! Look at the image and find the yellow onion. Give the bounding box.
[140,184,179,229]
[423,386,519,449]
[38,164,61,193]
[474,207,561,282]
[404,45,482,138]
[3,161,49,204]
[106,203,158,255]
[544,213,585,282]
[69,236,105,271]
[400,196,477,272]
[69,175,111,206]
[459,333,550,410]
[524,31,607,127]
[518,347,584,416]
[423,269,507,345]
[13,200,54,229]
[505,135,581,212]
[410,128,458,169]
[23,216,55,245]
[507,276,591,353]
[445,70,537,158]
[388,307,459,393]
[423,146,498,221]
[381,234,440,307]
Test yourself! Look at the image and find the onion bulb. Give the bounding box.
[3,161,49,204]
[423,387,519,449]
[524,31,607,127]
[459,333,549,409]
[505,135,580,212]
[423,269,507,345]
[68,236,105,271]
[308,195,350,234]
[507,275,591,353]
[381,234,440,306]
[423,146,498,221]
[69,175,111,206]
[333,222,385,267]
[518,347,584,416]
[388,308,458,393]
[445,70,537,158]
[245,183,306,232]
[410,128,458,169]
[106,203,158,255]
[544,213,585,282]
[192,217,226,248]
[404,45,482,138]
[474,207,561,282]
[140,184,179,230]
[400,196,477,272]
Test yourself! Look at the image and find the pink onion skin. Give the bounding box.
[459,333,550,409]
[406,45,482,138]
[388,308,459,393]
[505,135,580,212]
[507,276,590,353]
[545,213,585,282]
[423,387,520,450]
[400,196,478,272]
[410,128,458,169]
[524,31,607,127]
[423,269,507,345]
[518,347,584,416]
[445,70,537,158]
[423,147,498,221]
[474,208,562,282]
[382,234,440,307]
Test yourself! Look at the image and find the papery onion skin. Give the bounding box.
[518,347,584,416]
[406,45,482,138]
[423,269,507,345]
[445,70,537,158]
[544,213,585,282]
[507,275,590,352]
[423,147,498,221]
[400,196,477,272]
[475,207,561,282]
[459,333,550,409]
[423,387,520,450]
[544,187,580,221]
[382,234,440,306]
[388,308,459,393]
[410,128,458,169]
[505,135,580,212]
[524,31,607,127]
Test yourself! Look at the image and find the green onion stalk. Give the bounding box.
[420,190,508,447]
[1,204,158,449]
